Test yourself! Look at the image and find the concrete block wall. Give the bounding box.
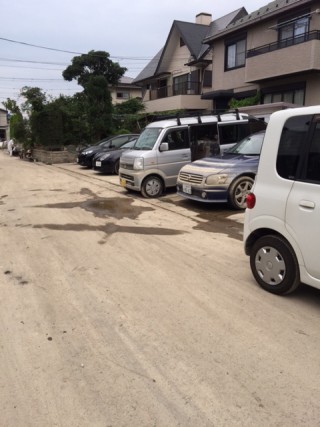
[33,149,77,164]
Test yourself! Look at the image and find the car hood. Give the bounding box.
[183,154,259,175]
[80,144,102,154]
[94,147,130,160]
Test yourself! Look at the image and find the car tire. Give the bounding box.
[141,175,163,198]
[113,160,120,175]
[250,235,300,295]
[228,176,254,209]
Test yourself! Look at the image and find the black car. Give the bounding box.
[77,134,139,168]
[93,139,137,174]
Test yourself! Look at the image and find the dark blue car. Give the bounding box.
[77,134,139,168]
[176,131,265,209]
[93,139,137,175]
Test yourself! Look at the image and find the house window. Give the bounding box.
[173,74,189,95]
[263,88,305,105]
[279,15,309,42]
[225,37,246,70]
[203,70,212,88]
[117,92,129,99]
[180,37,185,47]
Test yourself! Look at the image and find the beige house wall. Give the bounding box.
[212,42,258,92]
[158,29,192,85]
[111,86,142,105]
[142,95,212,113]
[245,40,320,82]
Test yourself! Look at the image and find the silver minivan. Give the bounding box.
[119,112,266,198]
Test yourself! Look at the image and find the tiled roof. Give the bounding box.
[132,48,163,84]
[204,8,247,41]
[204,0,308,42]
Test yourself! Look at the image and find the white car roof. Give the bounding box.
[146,112,250,129]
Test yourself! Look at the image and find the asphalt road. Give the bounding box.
[1,151,320,427]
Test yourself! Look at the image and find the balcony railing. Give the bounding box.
[150,81,201,101]
[247,30,320,58]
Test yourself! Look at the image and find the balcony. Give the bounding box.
[247,30,320,58]
[150,81,201,101]
[245,31,320,83]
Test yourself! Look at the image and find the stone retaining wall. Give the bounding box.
[33,149,77,164]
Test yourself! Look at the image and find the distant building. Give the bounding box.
[0,108,9,141]
[110,76,142,105]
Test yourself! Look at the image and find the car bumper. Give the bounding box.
[93,162,114,173]
[176,183,229,203]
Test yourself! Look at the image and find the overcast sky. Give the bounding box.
[1,0,269,107]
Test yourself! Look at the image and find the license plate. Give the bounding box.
[120,178,126,187]
[95,161,101,167]
[182,183,192,194]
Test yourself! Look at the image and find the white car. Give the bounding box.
[244,106,320,295]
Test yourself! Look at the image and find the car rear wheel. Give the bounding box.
[228,176,254,209]
[113,160,120,175]
[250,235,300,295]
[141,175,163,198]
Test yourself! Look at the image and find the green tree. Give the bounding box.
[113,98,145,133]
[63,50,127,140]
[2,98,28,143]
[20,86,47,114]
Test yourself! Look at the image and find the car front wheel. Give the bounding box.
[141,176,163,198]
[250,235,300,295]
[228,176,254,209]
[113,160,120,175]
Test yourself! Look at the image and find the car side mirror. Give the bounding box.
[159,142,169,152]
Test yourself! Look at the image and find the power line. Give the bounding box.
[0,36,153,60]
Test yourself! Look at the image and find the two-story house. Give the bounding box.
[133,9,247,113]
[202,0,320,119]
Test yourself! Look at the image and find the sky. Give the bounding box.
[0,0,270,108]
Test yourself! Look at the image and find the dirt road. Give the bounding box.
[1,151,320,427]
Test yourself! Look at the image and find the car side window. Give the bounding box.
[305,121,320,183]
[165,129,189,151]
[218,124,238,145]
[189,124,219,160]
[276,115,312,180]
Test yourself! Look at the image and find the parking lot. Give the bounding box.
[1,151,320,427]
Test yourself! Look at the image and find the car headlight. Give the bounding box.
[100,153,111,161]
[133,157,144,170]
[84,150,93,154]
[205,173,228,185]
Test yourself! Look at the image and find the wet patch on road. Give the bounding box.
[161,197,243,241]
[33,222,184,242]
[33,197,154,220]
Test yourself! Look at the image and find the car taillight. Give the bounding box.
[246,192,256,209]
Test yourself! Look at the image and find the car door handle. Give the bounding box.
[299,200,315,210]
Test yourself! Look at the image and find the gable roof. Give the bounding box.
[133,8,248,84]
[203,8,247,41]
[132,48,163,84]
[203,0,310,42]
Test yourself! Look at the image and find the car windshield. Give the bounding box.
[98,136,112,146]
[121,139,136,149]
[133,128,162,150]
[225,132,265,155]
